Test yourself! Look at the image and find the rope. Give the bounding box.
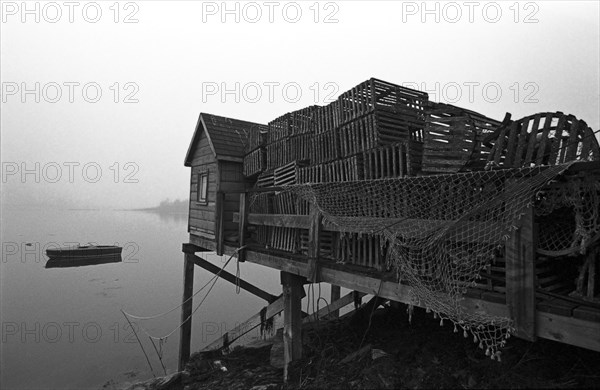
[236,258,241,294]
[123,247,246,321]
[122,246,247,342]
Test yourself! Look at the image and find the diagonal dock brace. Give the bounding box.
[189,252,278,303]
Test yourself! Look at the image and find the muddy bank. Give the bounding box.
[112,303,600,389]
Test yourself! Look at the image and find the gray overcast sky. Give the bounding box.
[1,0,599,209]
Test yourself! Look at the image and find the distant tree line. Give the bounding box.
[153,198,188,212]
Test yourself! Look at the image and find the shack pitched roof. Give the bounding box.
[184,113,265,166]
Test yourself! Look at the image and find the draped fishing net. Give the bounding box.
[284,163,575,359]
[535,178,600,256]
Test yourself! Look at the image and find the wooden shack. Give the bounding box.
[181,78,600,377]
[184,113,265,255]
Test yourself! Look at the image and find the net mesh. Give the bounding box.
[535,178,600,255]
[284,163,575,359]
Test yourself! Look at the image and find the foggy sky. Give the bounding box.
[1,1,599,209]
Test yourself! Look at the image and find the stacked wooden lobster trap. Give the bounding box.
[240,77,600,303]
[243,78,436,269]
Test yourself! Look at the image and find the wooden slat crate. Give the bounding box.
[363,141,422,179]
[314,101,340,134]
[298,164,324,184]
[254,225,270,247]
[290,106,320,136]
[373,108,424,144]
[311,130,340,164]
[289,134,312,163]
[299,230,338,259]
[273,191,297,214]
[273,163,310,215]
[337,78,429,126]
[268,227,300,253]
[274,161,305,186]
[321,155,364,182]
[243,147,265,178]
[256,170,275,188]
[249,192,273,214]
[463,109,502,170]
[268,113,291,143]
[338,110,425,159]
[338,114,377,157]
[421,103,481,174]
[419,103,501,173]
[266,138,291,170]
[249,192,273,247]
[336,233,386,270]
[244,124,269,153]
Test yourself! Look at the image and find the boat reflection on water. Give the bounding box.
[45,255,122,268]
[45,245,123,268]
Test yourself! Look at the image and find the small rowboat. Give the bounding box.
[46,245,122,260]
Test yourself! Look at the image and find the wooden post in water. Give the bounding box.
[179,244,196,371]
[281,271,304,381]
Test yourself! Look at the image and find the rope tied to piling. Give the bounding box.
[120,245,248,373]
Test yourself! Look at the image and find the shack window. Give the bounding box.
[198,172,209,204]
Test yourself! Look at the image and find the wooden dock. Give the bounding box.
[181,78,600,379]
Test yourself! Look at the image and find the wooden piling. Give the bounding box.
[179,246,196,371]
[281,271,304,381]
[330,285,341,318]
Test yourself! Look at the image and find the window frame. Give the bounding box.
[197,171,209,204]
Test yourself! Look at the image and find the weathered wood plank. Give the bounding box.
[189,234,217,251]
[303,290,357,323]
[215,191,224,256]
[189,253,277,303]
[233,213,503,243]
[505,205,536,341]
[178,254,195,371]
[537,311,600,351]
[306,205,322,283]
[330,285,342,318]
[189,217,216,232]
[201,296,285,352]
[281,272,304,381]
[209,239,600,353]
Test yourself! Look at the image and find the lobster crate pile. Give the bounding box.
[243,124,268,177]
[244,78,431,185]
[421,103,501,174]
[240,78,435,264]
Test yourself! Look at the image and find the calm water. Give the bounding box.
[1,208,283,389]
